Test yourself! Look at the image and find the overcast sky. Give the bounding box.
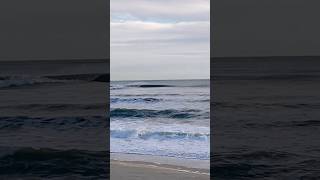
[0,0,108,61]
[1,0,320,63]
[111,0,210,81]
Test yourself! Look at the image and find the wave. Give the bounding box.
[0,76,63,88]
[211,151,320,179]
[45,73,109,82]
[213,102,320,109]
[111,97,162,103]
[111,97,208,103]
[111,129,209,141]
[0,116,107,130]
[0,103,106,112]
[244,119,320,129]
[110,108,206,119]
[0,147,108,179]
[114,93,181,97]
[214,151,294,161]
[122,84,209,88]
[128,84,174,88]
[110,85,125,90]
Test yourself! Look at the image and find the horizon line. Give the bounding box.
[213,55,320,58]
[0,58,109,63]
[111,78,209,82]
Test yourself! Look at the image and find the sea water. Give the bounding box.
[0,60,108,179]
[110,80,210,161]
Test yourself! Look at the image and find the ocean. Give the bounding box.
[110,79,210,167]
[0,60,109,179]
[4,58,319,179]
[212,57,320,179]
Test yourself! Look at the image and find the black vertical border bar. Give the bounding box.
[210,0,213,178]
[106,0,110,178]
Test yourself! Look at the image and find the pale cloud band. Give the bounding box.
[111,0,210,80]
[111,0,210,22]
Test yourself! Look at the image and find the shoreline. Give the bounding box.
[111,159,209,180]
[111,152,210,170]
[110,153,209,180]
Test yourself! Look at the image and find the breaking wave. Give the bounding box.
[111,129,209,141]
[0,76,62,88]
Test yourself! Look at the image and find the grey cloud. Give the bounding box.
[111,0,210,80]
[111,0,210,22]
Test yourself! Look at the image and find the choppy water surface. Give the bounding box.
[111,80,210,161]
[212,58,320,179]
[0,60,108,179]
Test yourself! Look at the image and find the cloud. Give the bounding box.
[111,0,210,80]
[111,0,210,22]
[111,21,209,46]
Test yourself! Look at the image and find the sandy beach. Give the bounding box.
[110,160,209,180]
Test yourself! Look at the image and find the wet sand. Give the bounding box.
[110,160,209,180]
